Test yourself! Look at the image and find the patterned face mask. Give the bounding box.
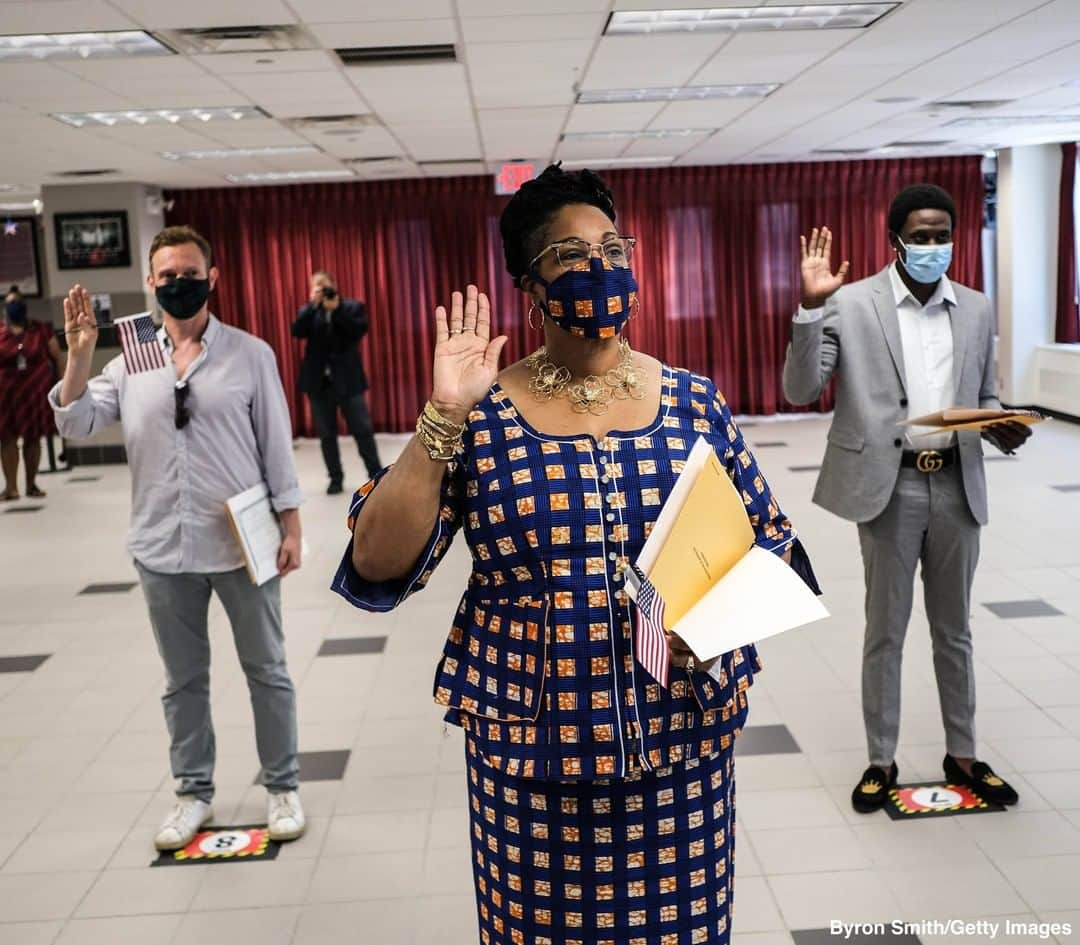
[531,257,639,339]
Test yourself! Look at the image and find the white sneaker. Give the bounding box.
[267,790,306,841]
[154,797,213,851]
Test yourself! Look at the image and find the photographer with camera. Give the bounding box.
[292,271,382,494]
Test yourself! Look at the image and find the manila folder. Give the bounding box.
[225,483,282,586]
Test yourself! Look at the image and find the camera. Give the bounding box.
[321,287,338,300]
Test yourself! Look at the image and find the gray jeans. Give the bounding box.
[857,464,981,767]
[135,561,299,801]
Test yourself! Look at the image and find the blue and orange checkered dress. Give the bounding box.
[334,366,814,945]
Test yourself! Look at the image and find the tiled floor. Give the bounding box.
[1,415,1078,945]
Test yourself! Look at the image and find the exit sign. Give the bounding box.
[495,162,537,195]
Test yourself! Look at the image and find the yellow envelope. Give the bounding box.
[646,441,755,628]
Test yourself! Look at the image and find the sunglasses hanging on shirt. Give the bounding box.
[174,381,191,429]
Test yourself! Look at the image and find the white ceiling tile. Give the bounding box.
[286,0,453,21]
[646,98,757,131]
[622,133,708,157]
[478,107,566,160]
[421,161,486,177]
[693,30,860,86]
[467,40,593,109]
[348,63,472,122]
[191,51,338,76]
[462,14,605,44]
[317,131,405,160]
[197,124,312,148]
[108,0,298,30]
[0,1,136,32]
[391,121,483,161]
[307,19,457,48]
[112,89,254,109]
[224,70,357,105]
[585,35,730,89]
[458,0,607,13]
[264,99,369,119]
[564,103,663,134]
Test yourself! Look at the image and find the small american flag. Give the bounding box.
[631,564,670,689]
[116,314,166,375]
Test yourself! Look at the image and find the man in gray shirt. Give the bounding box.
[50,225,306,850]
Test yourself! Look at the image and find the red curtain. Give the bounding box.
[1056,142,1079,344]
[165,156,984,435]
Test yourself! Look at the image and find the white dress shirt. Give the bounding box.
[794,262,957,450]
[49,314,303,574]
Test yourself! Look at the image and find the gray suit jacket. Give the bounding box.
[782,266,1000,526]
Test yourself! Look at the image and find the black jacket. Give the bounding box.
[292,298,370,396]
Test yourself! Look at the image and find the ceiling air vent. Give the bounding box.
[344,156,418,177]
[157,25,314,54]
[812,148,874,155]
[335,44,456,66]
[927,100,1013,111]
[284,115,381,135]
[55,168,119,177]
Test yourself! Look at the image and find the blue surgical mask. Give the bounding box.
[897,239,952,285]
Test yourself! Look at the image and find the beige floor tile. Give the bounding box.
[749,825,872,875]
[174,907,301,945]
[998,856,1080,913]
[189,859,316,911]
[729,876,787,934]
[2,830,123,875]
[322,810,428,857]
[308,850,425,903]
[885,860,1030,919]
[74,866,206,918]
[53,914,183,945]
[292,900,415,945]
[0,920,64,944]
[769,870,902,928]
[0,872,98,922]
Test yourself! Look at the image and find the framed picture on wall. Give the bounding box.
[0,216,43,296]
[54,210,132,270]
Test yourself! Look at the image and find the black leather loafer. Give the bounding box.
[943,754,1019,806]
[851,762,898,813]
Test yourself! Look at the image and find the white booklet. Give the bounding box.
[626,436,829,662]
[225,483,285,586]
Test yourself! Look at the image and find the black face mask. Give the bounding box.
[155,278,210,320]
[5,301,27,325]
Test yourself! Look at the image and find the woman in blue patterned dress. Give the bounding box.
[334,165,817,945]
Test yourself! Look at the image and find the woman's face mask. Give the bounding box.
[5,300,27,324]
[530,256,639,339]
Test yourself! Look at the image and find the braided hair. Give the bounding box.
[499,163,616,289]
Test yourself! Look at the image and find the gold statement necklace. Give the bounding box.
[525,337,647,415]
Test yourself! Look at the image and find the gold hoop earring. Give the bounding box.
[528,301,545,331]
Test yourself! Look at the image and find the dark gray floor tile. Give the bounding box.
[68,475,102,483]
[4,505,43,514]
[794,929,920,945]
[79,582,138,595]
[255,750,352,785]
[789,465,822,473]
[0,654,51,673]
[317,636,387,657]
[736,724,802,756]
[1051,484,1080,492]
[751,441,788,448]
[984,455,1015,462]
[983,599,1064,619]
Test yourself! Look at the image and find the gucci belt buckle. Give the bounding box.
[916,449,944,473]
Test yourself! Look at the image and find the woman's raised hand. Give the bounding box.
[430,285,508,424]
[62,284,99,359]
[800,226,850,310]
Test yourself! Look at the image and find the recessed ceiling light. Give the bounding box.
[577,84,778,104]
[224,169,356,183]
[606,4,897,35]
[0,200,41,212]
[53,106,267,128]
[559,156,677,168]
[562,129,714,141]
[162,145,320,161]
[0,30,172,62]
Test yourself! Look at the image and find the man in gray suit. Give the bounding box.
[783,184,1031,813]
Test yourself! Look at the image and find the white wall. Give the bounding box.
[995,144,1063,405]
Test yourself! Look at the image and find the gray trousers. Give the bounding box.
[857,465,980,767]
[135,561,300,802]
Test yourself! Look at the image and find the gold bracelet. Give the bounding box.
[416,401,465,461]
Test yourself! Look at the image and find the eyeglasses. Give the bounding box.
[529,236,636,272]
[174,381,191,430]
